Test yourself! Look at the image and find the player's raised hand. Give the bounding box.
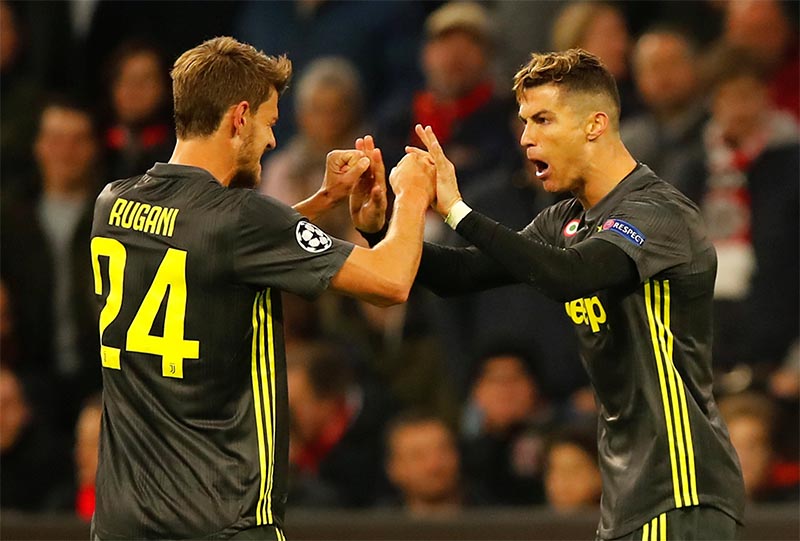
[350,135,388,233]
[389,151,436,205]
[407,124,463,218]
[320,149,371,206]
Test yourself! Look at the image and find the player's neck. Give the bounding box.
[169,136,237,186]
[577,141,637,209]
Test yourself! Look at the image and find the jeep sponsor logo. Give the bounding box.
[564,296,607,332]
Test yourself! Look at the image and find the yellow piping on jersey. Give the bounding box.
[664,281,700,505]
[645,280,682,507]
[263,289,277,524]
[642,512,667,541]
[654,282,692,505]
[251,291,269,525]
[645,279,698,508]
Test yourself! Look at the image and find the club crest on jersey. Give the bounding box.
[296,221,332,253]
[602,219,645,246]
[563,219,580,237]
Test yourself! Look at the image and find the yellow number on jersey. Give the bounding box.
[91,237,200,378]
[91,237,126,370]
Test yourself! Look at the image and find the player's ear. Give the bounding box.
[585,112,609,141]
[230,101,250,138]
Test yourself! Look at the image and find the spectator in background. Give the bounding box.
[0,97,103,436]
[287,341,392,508]
[376,1,520,202]
[0,366,73,512]
[235,0,425,141]
[723,0,799,122]
[260,57,365,238]
[73,393,102,522]
[0,0,44,193]
[543,426,602,512]
[718,391,799,502]
[321,292,458,426]
[492,1,565,88]
[461,347,552,506]
[384,411,481,515]
[551,1,642,120]
[696,50,799,370]
[622,27,707,194]
[103,40,174,180]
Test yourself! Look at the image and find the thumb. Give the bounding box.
[353,156,371,175]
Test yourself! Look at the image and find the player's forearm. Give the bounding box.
[455,210,636,302]
[365,189,430,302]
[417,243,515,296]
[292,189,337,222]
[331,189,429,306]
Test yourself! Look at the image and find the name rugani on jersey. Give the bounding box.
[107,196,180,238]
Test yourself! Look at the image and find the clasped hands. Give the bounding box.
[321,124,461,234]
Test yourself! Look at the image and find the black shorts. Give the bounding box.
[599,506,743,541]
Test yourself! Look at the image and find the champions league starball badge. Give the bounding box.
[295,220,333,253]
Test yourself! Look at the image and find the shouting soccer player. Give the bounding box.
[357,49,745,540]
[89,37,435,540]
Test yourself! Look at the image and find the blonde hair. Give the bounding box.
[512,48,621,127]
[171,36,292,139]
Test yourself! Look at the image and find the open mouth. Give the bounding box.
[533,160,550,178]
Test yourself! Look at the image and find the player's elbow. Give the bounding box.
[375,280,411,306]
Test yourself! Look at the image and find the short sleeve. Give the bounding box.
[233,192,354,299]
[593,196,690,280]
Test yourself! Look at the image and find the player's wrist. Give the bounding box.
[395,186,431,208]
[444,199,471,229]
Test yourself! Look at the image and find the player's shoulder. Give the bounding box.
[622,168,700,218]
[95,175,144,206]
[238,189,300,228]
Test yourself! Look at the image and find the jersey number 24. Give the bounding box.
[91,236,200,379]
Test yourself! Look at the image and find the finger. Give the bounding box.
[414,124,432,150]
[355,137,365,152]
[424,126,449,167]
[353,156,371,175]
[372,148,385,182]
[347,149,367,167]
[363,135,375,154]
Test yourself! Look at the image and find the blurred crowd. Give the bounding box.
[1,0,798,521]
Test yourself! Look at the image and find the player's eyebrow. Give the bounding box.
[518,110,551,122]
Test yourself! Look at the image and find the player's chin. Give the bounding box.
[541,178,561,193]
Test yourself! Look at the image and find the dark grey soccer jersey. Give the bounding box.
[523,165,745,538]
[90,163,353,539]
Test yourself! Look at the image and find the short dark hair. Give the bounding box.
[512,48,621,126]
[384,410,454,453]
[171,36,292,139]
[38,94,100,138]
